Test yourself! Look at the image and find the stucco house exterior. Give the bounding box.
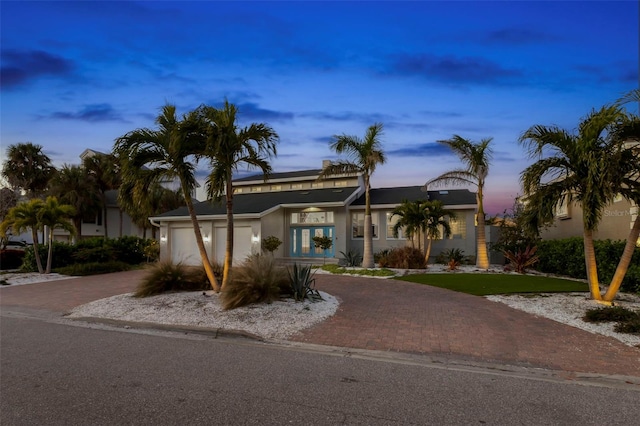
[539,194,638,243]
[151,161,481,266]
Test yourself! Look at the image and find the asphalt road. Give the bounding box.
[2,311,639,425]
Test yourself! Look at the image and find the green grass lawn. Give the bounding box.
[394,273,588,296]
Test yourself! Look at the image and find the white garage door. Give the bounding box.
[170,228,201,266]
[215,226,253,264]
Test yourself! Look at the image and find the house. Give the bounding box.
[151,161,481,266]
[539,194,638,242]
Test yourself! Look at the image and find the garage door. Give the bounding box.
[170,227,201,266]
[215,226,253,264]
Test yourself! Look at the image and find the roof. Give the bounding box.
[154,186,361,219]
[233,169,323,184]
[350,186,476,208]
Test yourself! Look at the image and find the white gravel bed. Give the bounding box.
[0,272,78,286]
[486,293,640,347]
[68,291,339,341]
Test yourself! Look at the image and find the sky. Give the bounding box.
[1,0,638,215]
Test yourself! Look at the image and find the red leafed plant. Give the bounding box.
[503,246,540,274]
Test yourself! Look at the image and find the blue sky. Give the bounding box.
[1,0,637,214]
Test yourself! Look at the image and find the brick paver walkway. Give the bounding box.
[2,270,639,377]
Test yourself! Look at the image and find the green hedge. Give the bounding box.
[21,237,156,272]
[536,237,640,293]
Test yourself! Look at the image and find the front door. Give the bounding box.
[290,226,334,258]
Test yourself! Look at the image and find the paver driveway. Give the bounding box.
[2,270,639,377]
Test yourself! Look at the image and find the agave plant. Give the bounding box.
[287,263,323,302]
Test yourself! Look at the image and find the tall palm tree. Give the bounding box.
[0,199,46,273]
[519,105,629,301]
[425,136,492,269]
[201,101,279,290]
[1,142,55,198]
[602,89,640,302]
[48,164,101,241]
[391,199,427,250]
[421,200,456,265]
[83,153,121,238]
[37,197,75,273]
[320,123,386,268]
[113,104,220,291]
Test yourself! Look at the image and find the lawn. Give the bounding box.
[394,273,588,296]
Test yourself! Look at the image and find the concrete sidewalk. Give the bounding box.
[1,270,639,378]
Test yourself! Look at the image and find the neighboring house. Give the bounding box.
[539,194,638,242]
[151,161,482,266]
[53,189,146,242]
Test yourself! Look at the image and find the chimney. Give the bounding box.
[322,159,331,169]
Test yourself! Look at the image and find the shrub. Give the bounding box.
[340,249,362,267]
[614,316,640,334]
[72,246,117,263]
[376,247,425,269]
[106,236,148,265]
[221,254,289,310]
[134,261,211,298]
[0,249,25,270]
[288,263,323,302]
[503,246,540,274]
[375,249,393,267]
[143,239,160,262]
[21,242,75,271]
[55,261,132,276]
[536,238,640,293]
[261,236,282,255]
[583,306,638,323]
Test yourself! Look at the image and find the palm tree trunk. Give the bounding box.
[183,184,219,292]
[476,187,489,269]
[362,177,374,268]
[45,229,54,274]
[222,178,234,291]
[31,228,44,274]
[583,229,602,300]
[424,238,433,267]
[603,214,640,302]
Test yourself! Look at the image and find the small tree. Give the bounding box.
[261,235,282,256]
[312,235,333,265]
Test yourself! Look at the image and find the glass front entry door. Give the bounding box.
[290,226,334,258]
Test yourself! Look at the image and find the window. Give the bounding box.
[291,211,334,224]
[352,212,378,239]
[251,186,262,192]
[234,187,244,194]
[311,182,324,189]
[291,183,303,190]
[386,212,404,239]
[82,211,102,226]
[449,217,466,239]
[270,185,282,191]
[334,180,348,187]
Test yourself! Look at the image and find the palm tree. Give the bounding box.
[48,164,101,241]
[519,105,629,301]
[425,136,492,269]
[320,123,386,268]
[113,104,221,291]
[422,200,456,265]
[1,142,55,198]
[37,197,75,273]
[391,199,427,250]
[201,101,279,290]
[83,153,121,238]
[0,199,46,273]
[602,89,640,302]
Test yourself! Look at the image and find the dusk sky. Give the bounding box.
[1,1,638,214]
